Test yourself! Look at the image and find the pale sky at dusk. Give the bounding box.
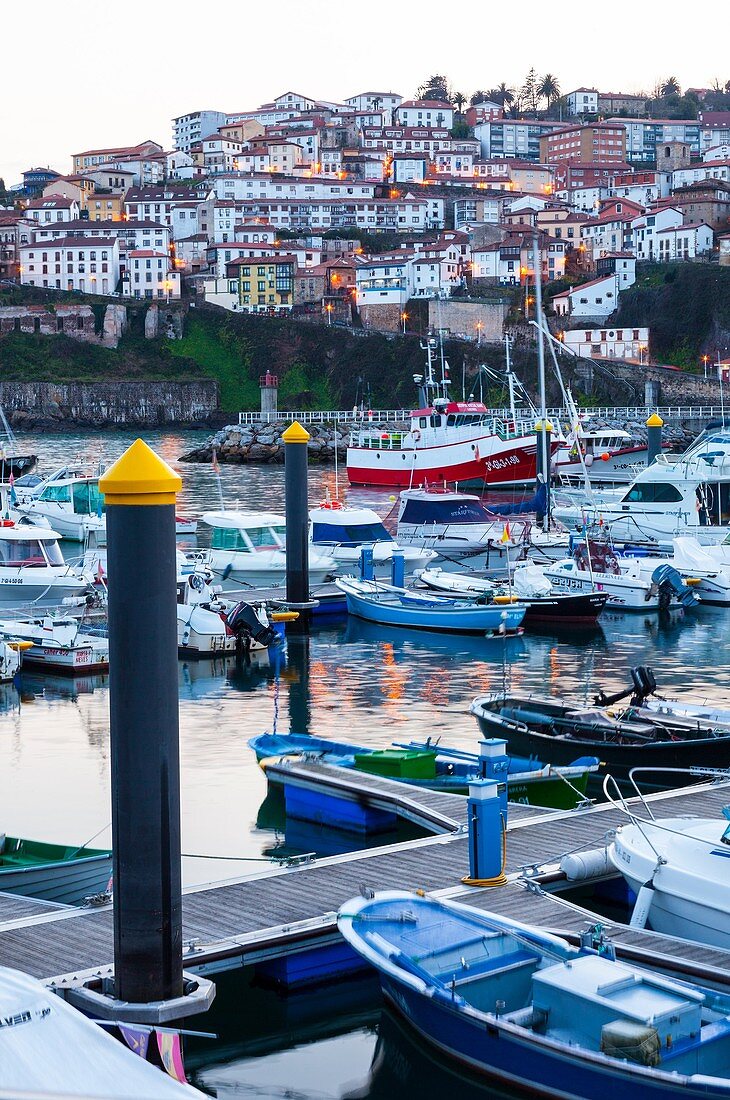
[2,0,729,186]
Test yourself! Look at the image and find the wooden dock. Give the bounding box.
[1,771,729,990]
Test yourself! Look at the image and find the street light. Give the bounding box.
[401,311,408,335]
[325,303,333,326]
[639,344,647,366]
[702,354,710,378]
[476,320,483,345]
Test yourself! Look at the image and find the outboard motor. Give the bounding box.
[651,564,699,610]
[594,664,657,707]
[226,601,279,653]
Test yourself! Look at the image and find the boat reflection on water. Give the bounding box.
[17,670,107,701]
[343,614,528,660]
[343,1007,516,1100]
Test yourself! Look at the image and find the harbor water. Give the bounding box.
[2,429,729,1096]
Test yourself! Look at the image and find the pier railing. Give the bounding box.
[238,406,730,426]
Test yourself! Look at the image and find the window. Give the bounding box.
[623,483,682,504]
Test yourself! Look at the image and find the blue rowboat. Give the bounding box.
[335,577,525,636]
[249,733,598,808]
[338,890,730,1099]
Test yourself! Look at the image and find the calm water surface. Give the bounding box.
[2,430,728,1096]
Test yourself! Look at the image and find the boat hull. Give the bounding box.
[0,578,89,607]
[0,853,112,906]
[21,646,108,673]
[343,587,525,634]
[554,445,651,484]
[347,438,540,489]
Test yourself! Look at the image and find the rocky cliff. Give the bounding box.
[1,380,219,429]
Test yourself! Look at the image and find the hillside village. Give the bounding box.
[2,77,730,367]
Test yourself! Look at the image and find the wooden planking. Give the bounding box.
[2,779,729,982]
[0,892,66,924]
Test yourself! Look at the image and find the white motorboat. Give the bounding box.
[176,566,283,657]
[621,537,730,606]
[0,521,90,606]
[0,966,196,1097]
[0,639,23,680]
[310,502,436,575]
[540,546,697,611]
[14,465,106,543]
[0,616,108,672]
[552,429,730,549]
[395,486,525,570]
[176,515,198,536]
[609,813,730,949]
[202,511,336,587]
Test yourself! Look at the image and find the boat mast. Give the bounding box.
[533,233,550,532]
[505,334,517,424]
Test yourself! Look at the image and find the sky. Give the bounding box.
[2,0,729,186]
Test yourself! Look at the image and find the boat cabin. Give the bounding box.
[35,477,104,516]
[0,525,65,567]
[310,506,393,547]
[203,512,287,553]
[398,490,494,528]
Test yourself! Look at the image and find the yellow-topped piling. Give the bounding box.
[99,438,182,505]
[646,413,664,428]
[282,421,311,445]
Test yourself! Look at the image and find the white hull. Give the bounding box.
[542,560,671,610]
[325,543,435,576]
[0,575,89,607]
[16,505,105,543]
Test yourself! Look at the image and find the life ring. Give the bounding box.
[0,520,14,527]
[412,429,421,442]
[330,500,343,510]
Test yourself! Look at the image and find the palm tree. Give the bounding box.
[661,76,681,97]
[453,91,466,113]
[493,82,515,110]
[538,73,561,111]
[470,89,488,106]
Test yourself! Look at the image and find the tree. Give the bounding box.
[416,74,451,102]
[538,73,561,110]
[452,91,466,114]
[469,89,488,106]
[520,68,540,116]
[492,83,515,110]
[661,76,681,97]
[451,120,473,139]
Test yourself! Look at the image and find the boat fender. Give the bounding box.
[0,519,14,527]
[560,847,612,881]
[629,880,656,929]
[188,573,206,592]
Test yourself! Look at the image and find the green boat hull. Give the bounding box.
[0,836,112,906]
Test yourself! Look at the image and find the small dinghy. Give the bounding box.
[471,665,730,784]
[419,565,608,624]
[336,576,526,636]
[0,966,196,1097]
[0,835,112,905]
[249,732,598,809]
[339,889,730,1098]
[0,616,108,673]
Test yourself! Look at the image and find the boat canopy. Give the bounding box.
[203,511,286,529]
[399,495,496,526]
[310,507,393,546]
[0,533,64,567]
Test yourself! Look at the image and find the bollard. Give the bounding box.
[646,413,664,465]
[360,546,374,581]
[478,739,509,820]
[99,439,183,1005]
[390,549,405,589]
[283,421,311,629]
[466,779,504,883]
[535,419,553,526]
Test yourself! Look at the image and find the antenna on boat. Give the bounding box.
[532,233,549,534]
[505,334,518,425]
[333,419,340,500]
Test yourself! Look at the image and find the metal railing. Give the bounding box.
[238,405,730,426]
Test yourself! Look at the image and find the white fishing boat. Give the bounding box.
[0,521,90,606]
[15,465,106,542]
[609,811,730,949]
[202,511,336,587]
[620,537,730,606]
[0,616,108,672]
[310,502,435,575]
[0,966,196,1097]
[540,545,698,611]
[552,429,730,549]
[553,425,656,484]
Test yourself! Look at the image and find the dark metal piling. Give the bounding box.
[646,412,664,465]
[99,438,183,1005]
[284,421,312,631]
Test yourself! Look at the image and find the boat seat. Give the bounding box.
[501,707,553,727]
[659,1018,730,1064]
[448,949,540,984]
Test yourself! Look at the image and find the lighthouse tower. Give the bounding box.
[260,372,279,419]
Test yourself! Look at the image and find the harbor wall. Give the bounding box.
[1,380,219,429]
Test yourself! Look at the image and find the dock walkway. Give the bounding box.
[1,772,728,986]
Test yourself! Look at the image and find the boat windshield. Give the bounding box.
[38,483,71,503]
[211,526,285,551]
[0,538,64,567]
[72,481,104,516]
[312,521,392,545]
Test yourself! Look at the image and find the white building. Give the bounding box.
[631,206,683,261]
[345,92,402,113]
[395,100,454,129]
[655,221,714,261]
[123,249,181,299]
[200,135,244,174]
[212,175,377,202]
[566,88,599,116]
[552,274,620,319]
[31,219,171,260]
[356,257,411,308]
[20,236,120,294]
[562,326,649,359]
[672,160,730,188]
[25,194,80,224]
[173,110,227,153]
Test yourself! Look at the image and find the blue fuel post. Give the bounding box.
[646,412,664,465]
[478,739,509,819]
[390,549,405,588]
[99,439,183,1005]
[465,780,504,883]
[284,421,311,630]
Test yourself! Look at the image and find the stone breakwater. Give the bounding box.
[179,416,695,465]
